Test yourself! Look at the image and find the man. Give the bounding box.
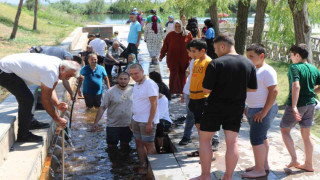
[92,72,133,149]
[0,53,80,142]
[127,12,142,61]
[80,53,110,109]
[128,64,159,173]
[280,44,319,172]
[78,45,95,65]
[192,33,257,180]
[105,41,124,80]
[89,33,107,65]
[29,46,73,60]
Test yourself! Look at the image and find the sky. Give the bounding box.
[0,0,117,5]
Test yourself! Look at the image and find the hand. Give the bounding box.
[253,110,267,123]
[145,122,153,134]
[56,117,67,128]
[135,42,139,47]
[91,123,99,132]
[78,76,84,81]
[70,93,75,102]
[57,102,68,112]
[115,60,120,64]
[158,57,162,62]
[77,90,83,97]
[180,95,184,104]
[292,106,302,121]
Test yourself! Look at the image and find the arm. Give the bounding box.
[145,96,158,134]
[104,76,110,89]
[292,81,301,121]
[107,52,119,64]
[159,35,169,61]
[254,85,278,122]
[203,88,212,94]
[92,105,107,130]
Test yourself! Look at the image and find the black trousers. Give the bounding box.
[0,71,34,137]
[127,43,138,61]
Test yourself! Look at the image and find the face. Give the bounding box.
[290,52,301,63]
[87,46,93,52]
[190,47,205,59]
[246,50,264,67]
[113,43,120,50]
[169,17,173,21]
[88,55,98,66]
[60,68,76,80]
[175,23,182,33]
[128,55,133,62]
[214,42,228,57]
[181,15,186,21]
[129,68,144,82]
[187,49,195,59]
[129,15,136,22]
[117,74,130,88]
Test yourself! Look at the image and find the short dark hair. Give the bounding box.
[128,63,143,71]
[95,33,101,37]
[118,72,130,78]
[186,42,192,50]
[188,39,207,51]
[130,12,137,16]
[204,19,213,28]
[150,9,157,15]
[290,43,309,59]
[213,33,235,46]
[88,34,95,38]
[246,43,266,55]
[149,71,163,84]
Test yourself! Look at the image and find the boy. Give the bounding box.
[187,39,212,157]
[113,31,120,42]
[280,43,320,172]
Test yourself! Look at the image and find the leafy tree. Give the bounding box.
[86,0,106,14]
[235,0,251,55]
[10,0,24,39]
[33,0,38,30]
[252,0,268,43]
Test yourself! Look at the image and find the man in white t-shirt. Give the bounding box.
[128,63,159,173]
[0,53,80,142]
[89,33,107,64]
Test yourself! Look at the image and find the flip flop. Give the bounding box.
[187,150,199,157]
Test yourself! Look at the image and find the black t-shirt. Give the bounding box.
[203,54,257,105]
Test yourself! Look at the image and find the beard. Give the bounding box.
[119,84,127,88]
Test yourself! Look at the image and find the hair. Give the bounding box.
[118,72,130,78]
[60,61,81,77]
[150,9,157,15]
[114,31,119,34]
[95,33,101,37]
[180,14,186,18]
[246,43,266,55]
[213,33,235,46]
[149,71,163,84]
[128,63,143,71]
[130,12,137,16]
[30,46,42,53]
[204,19,213,28]
[188,39,207,51]
[88,34,95,38]
[186,42,192,50]
[87,53,98,60]
[290,43,309,59]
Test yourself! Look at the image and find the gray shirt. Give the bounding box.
[102,85,133,127]
[105,46,124,65]
[40,46,73,60]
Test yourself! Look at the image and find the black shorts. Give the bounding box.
[188,98,206,124]
[83,94,102,108]
[155,119,172,138]
[106,126,133,145]
[201,103,245,133]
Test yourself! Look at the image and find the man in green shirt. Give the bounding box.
[281,44,320,172]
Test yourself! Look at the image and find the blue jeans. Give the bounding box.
[183,94,219,141]
[247,104,278,146]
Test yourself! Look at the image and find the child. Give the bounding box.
[113,31,120,42]
[124,53,137,71]
[280,43,320,172]
[187,39,212,157]
[165,15,174,34]
[242,43,278,178]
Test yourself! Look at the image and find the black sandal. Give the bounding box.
[187,150,199,157]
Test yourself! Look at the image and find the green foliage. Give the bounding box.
[109,0,156,14]
[308,0,320,25]
[86,0,106,14]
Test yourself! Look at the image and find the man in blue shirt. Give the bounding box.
[80,53,110,109]
[127,12,142,61]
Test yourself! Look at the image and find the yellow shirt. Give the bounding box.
[190,56,212,99]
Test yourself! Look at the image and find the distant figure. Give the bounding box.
[89,33,107,65]
[0,53,80,142]
[149,71,171,101]
[180,15,187,28]
[87,34,95,45]
[280,44,320,173]
[113,31,120,42]
[127,12,142,61]
[144,15,165,64]
[92,72,133,149]
[105,41,124,79]
[125,53,137,70]
[78,45,95,65]
[159,20,193,95]
[165,15,174,34]
[186,17,201,38]
[146,9,161,24]
[137,10,144,27]
[29,46,73,60]
[202,19,217,59]
[80,53,110,109]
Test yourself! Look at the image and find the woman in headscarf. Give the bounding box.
[144,15,165,64]
[159,20,193,95]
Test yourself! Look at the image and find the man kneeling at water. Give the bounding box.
[92,72,133,149]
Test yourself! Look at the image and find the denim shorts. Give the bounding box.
[247,104,278,146]
[131,120,157,142]
[106,126,132,145]
[280,104,315,129]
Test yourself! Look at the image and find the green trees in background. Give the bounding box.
[10,0,24,39]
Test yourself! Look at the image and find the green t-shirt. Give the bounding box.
[287,62,320,107]
[146,15,161,23]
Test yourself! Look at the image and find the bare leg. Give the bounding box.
[144,142,157,155]
[191,131,215,180]
[222,130,239,180]
[296,128,314,172]
[281,128,300,167]
[135,138,147,167]
[245,139,270,172]
[241,144,267,178]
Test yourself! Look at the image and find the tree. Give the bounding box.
[10,0,24,39]
[33,0,38,30]
[209,0,219,36]
[288,0,312,63]
[234,0,251,55]
[251,0,268,43]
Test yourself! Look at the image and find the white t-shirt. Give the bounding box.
[246,63,277,108]
[158,96,172,123]
[132,78,159,124]
[167,23,174,33]
[0,53,60,88]
[89,38,107,56]
[183,59,195,95]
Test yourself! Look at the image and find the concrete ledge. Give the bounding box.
[60,27,83,52]
[83,25,113,39]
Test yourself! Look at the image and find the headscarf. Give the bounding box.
[151,15,158,34]
[173,20,189,36]
[165,15,174,27]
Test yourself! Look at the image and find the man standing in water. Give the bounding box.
[92,72,133,149]
[129,64,159,173]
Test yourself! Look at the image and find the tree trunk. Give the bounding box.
[33,0,38,30]
[235,0,251,55]
[10,0,24,39]
[252,0,268,43]
[209,0,219,36]
[288,0,313,63]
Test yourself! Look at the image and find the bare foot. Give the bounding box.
[241,169,267,178]
[286,161,300,168]
[245,166,270,172]
[190,175,210,180]
[295,164,314,172]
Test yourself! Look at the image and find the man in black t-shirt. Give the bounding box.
[192,33,257,180]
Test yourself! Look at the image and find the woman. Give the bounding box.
[144,15,165,65]
[159,20,193,95]
[186,17,201,38]
[202,19,217,59]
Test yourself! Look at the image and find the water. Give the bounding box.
[53,100,146,180]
